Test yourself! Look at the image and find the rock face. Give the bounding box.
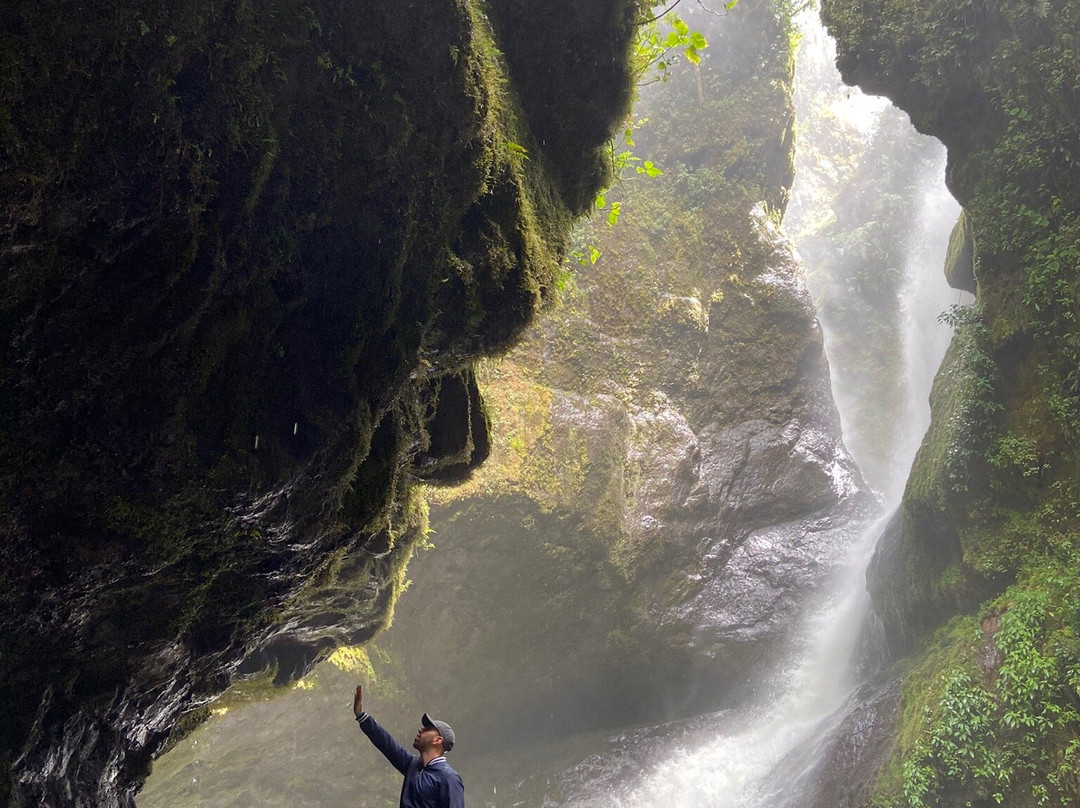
[401,211,873,754]
[0,0,640,804]
[800,678,904,808]
[819,1,1080,805]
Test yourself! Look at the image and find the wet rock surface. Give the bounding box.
[799,678,903,808]
[387,211,875,754]
[864,502,962,660]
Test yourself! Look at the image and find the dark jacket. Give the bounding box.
[357,713,465,808]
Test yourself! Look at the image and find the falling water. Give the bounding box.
[553,505,891,808]
[553,12,961,807]
[553,507,888,808]
[892,171,966,501]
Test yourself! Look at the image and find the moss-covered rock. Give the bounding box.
[0,0,639,803]
[944,211,976,295]
[820,0,1080,804]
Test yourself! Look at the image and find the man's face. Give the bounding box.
[412,723,442,753]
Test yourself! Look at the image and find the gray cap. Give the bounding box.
[421,713,456,752]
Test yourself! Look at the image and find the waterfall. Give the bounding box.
[893,172,966,501]
[552,12,962,807]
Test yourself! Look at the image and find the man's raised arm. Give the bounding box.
[353,684,416,775]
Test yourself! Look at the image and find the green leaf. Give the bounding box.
[685,46,700,65]
[691,32,708,50]
[589,246,600,264]
[673,17,689,36]
[595,194,606,210]
[724,0,739,9]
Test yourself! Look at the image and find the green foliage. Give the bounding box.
[988,434,1045,480]
[638,160,663,177]
[935,304,1003,494]
[573,10,708,265]
[1021,207,1080,440]
[902,671,1001,806]
[633,13,709,82]
[881,542,1080,808]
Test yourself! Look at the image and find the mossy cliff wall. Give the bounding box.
[0,1,639,804]
[818,1,1080,805]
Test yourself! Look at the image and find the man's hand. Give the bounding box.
[353,684,364,717]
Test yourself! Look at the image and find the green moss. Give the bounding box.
[944,210,975,293]
[152,704,211,764]
[873,547,1080,808]
[905,311,998,508]
[819,3,1080,799]
[482,0,637,216]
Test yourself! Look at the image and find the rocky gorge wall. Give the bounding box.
[816,1,1080,806]
[0,1,642,804]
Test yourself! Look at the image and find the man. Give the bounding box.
[353,684,465,808]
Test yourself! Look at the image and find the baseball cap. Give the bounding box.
[421,713,456,752]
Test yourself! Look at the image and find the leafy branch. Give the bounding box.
[569,10,709,266]
[633,13,710,85]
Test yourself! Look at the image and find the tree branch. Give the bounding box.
[637,0,684,26]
